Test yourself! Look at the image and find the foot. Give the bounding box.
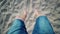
[15,9,27,21]
[34,9,46,18]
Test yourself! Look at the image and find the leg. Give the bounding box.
[32,16,55,34]
[7,19,28,34]
[7,9,28,34]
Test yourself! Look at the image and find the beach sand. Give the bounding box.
[0,0,60,34]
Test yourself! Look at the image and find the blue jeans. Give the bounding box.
[7,16,55,34]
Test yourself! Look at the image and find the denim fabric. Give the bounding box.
[32,16,55,34]
[7,19,28,34]
[7,16,55,34]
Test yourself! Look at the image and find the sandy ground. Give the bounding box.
[0,0,60,34]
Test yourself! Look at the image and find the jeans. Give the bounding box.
[7,16,55,34]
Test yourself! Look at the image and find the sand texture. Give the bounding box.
[0,0,60,34]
